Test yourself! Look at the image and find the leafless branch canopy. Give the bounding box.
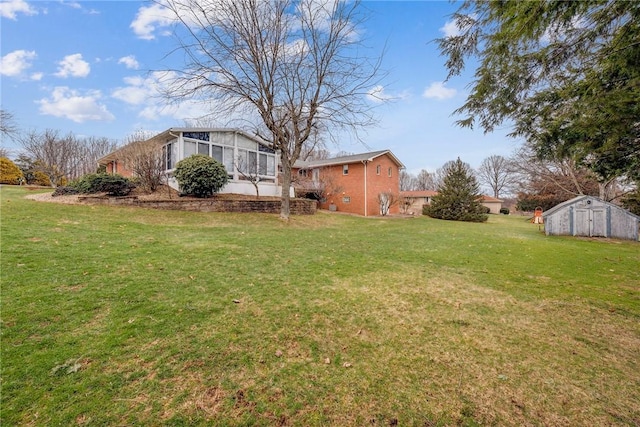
[18,129,118,186]
[158,0,384,218]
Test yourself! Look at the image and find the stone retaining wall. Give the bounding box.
[77,195,316,215]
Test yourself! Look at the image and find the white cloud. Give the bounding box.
[0,49,37,77]
[422,82,457,100]
[130,2,176,40]
[112,76,150,105]
[60,1,82,9]
[439,20,460,38]
[0,0,37,20]
[30,72,43,81]
[366,85,408,103]
[54,53,90,78]
[112,72,214,122]
[118,55,140,70]
[37,86,115,122]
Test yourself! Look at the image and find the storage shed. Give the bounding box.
[542,195,640,241]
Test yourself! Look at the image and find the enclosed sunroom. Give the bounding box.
[101,128,285,197]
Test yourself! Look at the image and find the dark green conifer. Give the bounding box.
[425,158,488,222]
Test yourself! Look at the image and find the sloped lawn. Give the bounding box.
[1,186,639,426]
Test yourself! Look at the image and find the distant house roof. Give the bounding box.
[400,191,502,202]
[400,190,438,198]
[478,195,503,203]
[295,150,405,169]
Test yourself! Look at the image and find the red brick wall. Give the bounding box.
[105,161,134,178]
[318,154,401,216]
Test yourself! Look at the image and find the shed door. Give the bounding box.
[575,208,607,237]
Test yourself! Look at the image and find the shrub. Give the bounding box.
[500,207,510,215]
[0,157,25,185]
[93,174,135,196]
[52,186,79,197]
[71,173,135,196]
[174,155,228,198]
[32,171,52,187]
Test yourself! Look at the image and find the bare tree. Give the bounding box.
[235,153,261,197]
[415,169,436,191]
[18,129,118,186]
[76,136,119,179]
[508,145,614,209]
[1,110,19,158]
[118,131,166,192]
[377,191,399,216]
[399,170,417,191]
[160,0,383,219]
[1,110,18,139]
[18,129,76,186]
[476,155,517,199]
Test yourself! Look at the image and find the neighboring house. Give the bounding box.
[293,150,405,216]
[542,195,639,241]
[98,128,285,197]
[400,192,503,215]
[478,195,504,214]
[399,190,438,215]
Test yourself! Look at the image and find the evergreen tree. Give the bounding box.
[438,1,640,185]
[425,158,488,222]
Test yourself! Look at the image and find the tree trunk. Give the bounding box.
[280,154,292,220]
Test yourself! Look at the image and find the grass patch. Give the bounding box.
[2,186,639,426]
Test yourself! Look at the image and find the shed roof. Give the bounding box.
[543,195,640,220]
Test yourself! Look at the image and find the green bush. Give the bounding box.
[52,186,79,197]
[500,207,510,215]
[71,173,135,196]
[174,155,228,198]
[0,157,24,185]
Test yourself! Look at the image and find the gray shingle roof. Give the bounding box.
[294,150,404,168]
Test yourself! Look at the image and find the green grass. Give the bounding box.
[1,185,639,426]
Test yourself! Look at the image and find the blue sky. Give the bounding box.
[1,0,522,173]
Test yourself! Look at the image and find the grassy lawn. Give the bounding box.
[1,185,639,426]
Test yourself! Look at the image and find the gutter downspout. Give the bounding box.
[361,160,368,217]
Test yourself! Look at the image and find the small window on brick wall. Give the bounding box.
[388,167,392,177]
[343,196,351,203]
[343,164,349,175]
[376,165,381,175]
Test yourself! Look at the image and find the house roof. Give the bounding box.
[478,195,503,203]
[400,190,438,198]
[542,195,640,219]
[399,191,502,202]
[295,150,405,169]
[97,128,264,165]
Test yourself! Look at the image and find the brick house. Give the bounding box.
[293,150,405,216]
[399,190,438,215]
[98,128,286,197]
